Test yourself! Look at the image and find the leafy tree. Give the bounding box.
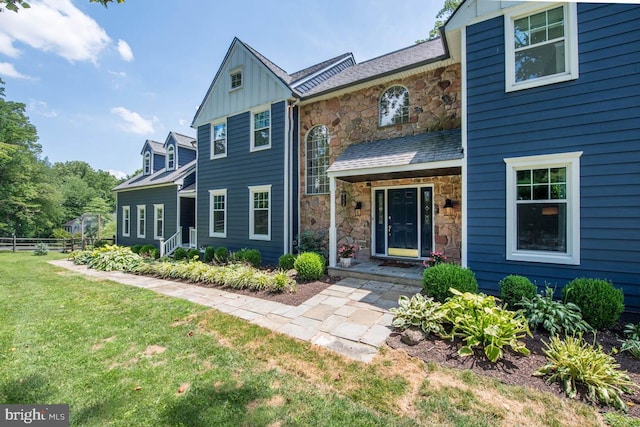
[417,0,463,42]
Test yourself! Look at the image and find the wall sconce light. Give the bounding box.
[443,198,454,216]
[340,190,347,207]
[354,201,362,216]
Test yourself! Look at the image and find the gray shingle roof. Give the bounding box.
[327,129,462,174]
[302,38,447,98]
[113,160,196,192]
[170,132,196,149]
[289,52,354,83]
[141,139,166,155]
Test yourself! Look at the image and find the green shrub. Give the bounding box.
[204,246,216,263]
[68,250,93,265]
[33,242,49,256]
[562,278,624,329]
[187,249,200,261]
[295,229,328,257]
[294,252,325,281]
[173,247,188,261]
[278,253,296,270]
[534,334,637,411]
[130,245,143,254]
[214,247,229,263]
[620,323,640,359]
[519,286,591,336]
[242,249,261,267]
[92,239,109,249]
[499,275,537,309]
[139,244,156,258]
[441,289,531,362]
[86,245,143,272]
[390,294,446,336]
[423,263,478,302]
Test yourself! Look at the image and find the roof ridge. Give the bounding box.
[356,37,442,67]
[289,52,354,81]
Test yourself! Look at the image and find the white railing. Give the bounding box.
[160,227,182,257]
[189,227,196,248]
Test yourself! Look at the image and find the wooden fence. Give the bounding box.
[0,236,115,252]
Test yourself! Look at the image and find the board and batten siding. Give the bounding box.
[196,101,287,263]
[116,185,179,248]
[465,4,640,311]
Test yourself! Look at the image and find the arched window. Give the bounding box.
[379,85,409,126]
[166,145,175,170]
[143,151,151,175]
[306,125,330,194]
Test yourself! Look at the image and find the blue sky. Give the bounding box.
[0,0,442,178]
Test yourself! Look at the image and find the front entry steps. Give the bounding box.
[328,260,423,288]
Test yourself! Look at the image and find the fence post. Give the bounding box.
[82,238,86,251]
[71,238,75,252]
[62,238,65,253]
[12,234,16,252]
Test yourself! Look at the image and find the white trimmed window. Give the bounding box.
[154,204,164,240]
[251,108,271,151]
[505,3,578,92]
[211,121,227,159]
[137,205,146,238]
[379,85,409,126]
[230,69,242,90]
[306,125,330,194]
[505,151,582,265]
[166,145,175,170]
[209,189,227,237]
[249,185,271,240]
[122,206,130,237]
[143,151,151,175]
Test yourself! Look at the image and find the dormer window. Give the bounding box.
[143,151,151,175]
[166,145,175,170]
[379,86,409,127]
[230,69,242,90]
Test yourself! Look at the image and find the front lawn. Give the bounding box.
[0,252,605,426]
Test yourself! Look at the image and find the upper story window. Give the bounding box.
[143,151,151,175]
[379,85,409,127]
[251,109,271,151]
[230,69,242,90]
[166,145,175,170]
[306,125,330,194]
[504,151,582,265]
[211,121,227,159]
[505,3,578,92]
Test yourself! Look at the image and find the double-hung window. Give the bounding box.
[166,145,175,170]
[211,121,227,159]
[249,185,271,240]
[505,151,581,264]
[137,205,146,238]
[209,189,227,237]
[122,206,130,237]
[154,204,164,240]
[251,108,270,151]
[505,3,578,91]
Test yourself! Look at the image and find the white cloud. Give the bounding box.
[28,99,57,117]
[178,119,187,126]
[0,62,30,79]
[0,0,110,64]
[111,106,157,135]
[107,169,128,180]
[117,39,134,62]
[109,70,127,78]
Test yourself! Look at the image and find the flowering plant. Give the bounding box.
[423,251,447,268]
[338,243,358,258]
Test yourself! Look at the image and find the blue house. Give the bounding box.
[444,2,640,312]
[114,132,197,252]
[191,37,354,263]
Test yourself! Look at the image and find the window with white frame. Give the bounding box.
[505,151,582,264]
[306,125,330,194]
[379,85,409,126]
[230,69,242,90]
[251,109,270,151]
[505,3,578,91]
[166,145,175,170]
[211,121,227,159]
[154,204,164,240]
[122,206,130,237]
[209,189,227,237]
[143,151,151,175]
[249,185,271,240]
[137,205,146,238]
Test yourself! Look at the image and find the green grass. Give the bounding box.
[0,252,611,426]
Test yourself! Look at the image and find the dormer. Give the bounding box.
[164,132,196,168]
[140,140,166,175]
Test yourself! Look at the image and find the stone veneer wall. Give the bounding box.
[299,64,462,263]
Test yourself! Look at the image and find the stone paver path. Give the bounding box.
[49,260,417,363]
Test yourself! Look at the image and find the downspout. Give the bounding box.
[461,25,468,268]
[286,98,300,255]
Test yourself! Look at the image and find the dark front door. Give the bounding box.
[388,188,418,257]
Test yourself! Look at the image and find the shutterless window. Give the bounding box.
[249,185,271,240]
[122,206,130,237]
[167,145,175,170]
[306,125,330,194]
[379,86,409,127]
[154,204,164,240]
[230,71,242,89]
[137,205,146,238]
[143,152,151,175]
[209,190,226,237]
[211,122,227,159]
[252,110,270,150]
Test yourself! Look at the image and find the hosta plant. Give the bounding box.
[441,289,531,362]
[86,245,143,272]
[535,334,637,411]
[620,323,640,359]
[519,286,592,336]
[390,294,446,336]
